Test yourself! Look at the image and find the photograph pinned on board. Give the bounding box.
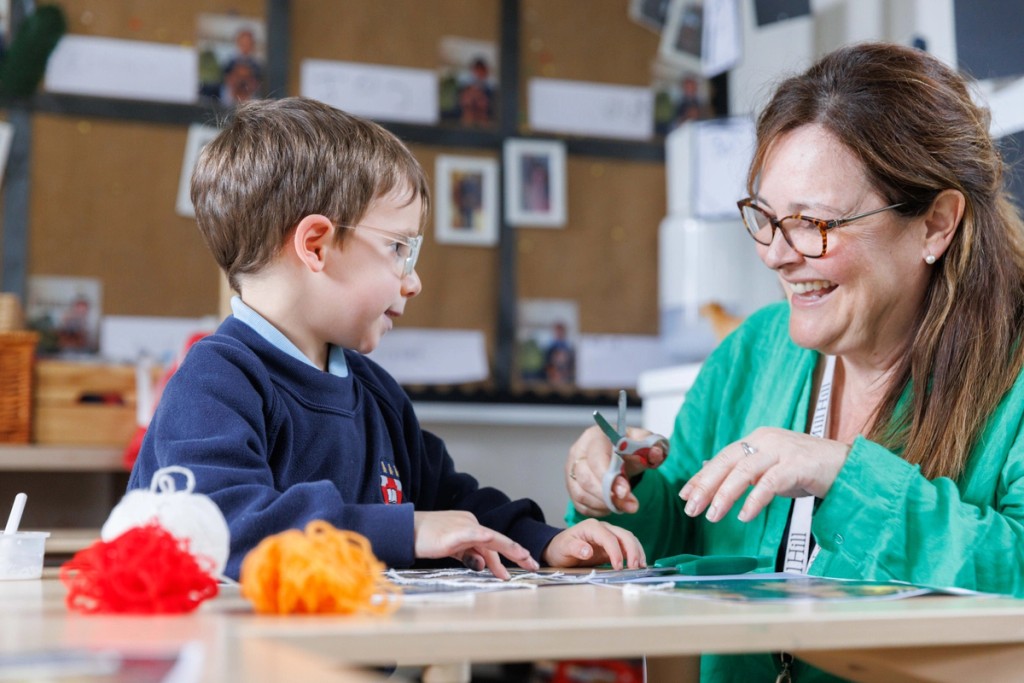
[629,0,672,33]
[516,298,578,387]
[651,59,714,136]
[196,13,266,106]
[659,0,742,78]
[176,123,221,217]
[434,155,499,247]
[0,120,13,186]
[659,0,703,74]
[438,36,498,127]
[753,0,812,27]
[0,0,10,57]
[504,139,567,228]
[25,276,102,356]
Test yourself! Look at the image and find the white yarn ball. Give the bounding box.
[101,466,230,579]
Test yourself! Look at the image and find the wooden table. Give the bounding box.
[0,574,383,683]
[4,574,1024,682]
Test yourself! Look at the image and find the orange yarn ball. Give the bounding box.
[239,520,399,615]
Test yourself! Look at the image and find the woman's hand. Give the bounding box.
[679,427,850,523]
[542,518,647,569]
[566,425,668,517]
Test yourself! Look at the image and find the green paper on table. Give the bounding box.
[653,553,772,576]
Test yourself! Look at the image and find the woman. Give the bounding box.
[565,42,1024,682]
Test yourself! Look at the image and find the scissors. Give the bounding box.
[592,390,669,513]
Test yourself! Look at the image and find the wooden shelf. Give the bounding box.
[46,527,100,555]
[0,444,124,472]
[7,92,227,126]
[1,92,667,162]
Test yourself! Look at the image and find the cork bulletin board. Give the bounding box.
[17,0,665,380]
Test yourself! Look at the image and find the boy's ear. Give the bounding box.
[292,214,335,273]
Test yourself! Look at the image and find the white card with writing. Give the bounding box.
[300,60,439,125]
[577,334,673,389]
[693,117,756,219]
[368,328,489,385]
[45,35,198,103]
[528,78,653,140]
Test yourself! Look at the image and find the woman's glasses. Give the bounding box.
[736,198,904,258]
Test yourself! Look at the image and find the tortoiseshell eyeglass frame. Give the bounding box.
[736,198,906,258]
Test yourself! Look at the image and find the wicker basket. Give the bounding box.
[0,331,38,443]
[0,292,24,332]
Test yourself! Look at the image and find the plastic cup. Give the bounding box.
[0,532,50,580]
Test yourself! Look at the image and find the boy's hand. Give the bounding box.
[413,510,539,580]
[541,519,646,570]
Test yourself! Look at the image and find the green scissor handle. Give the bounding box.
[653,553,771,576]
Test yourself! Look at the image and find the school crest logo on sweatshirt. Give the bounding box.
[380,461,403,504]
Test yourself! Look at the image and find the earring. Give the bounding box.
[925,254,937,265]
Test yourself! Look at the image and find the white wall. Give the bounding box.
[730,0,957,116]
[886,0,956,65]
[730,0,815,116]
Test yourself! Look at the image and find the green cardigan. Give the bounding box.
[567,302,1024,682]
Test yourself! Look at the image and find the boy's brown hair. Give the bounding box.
[190,97,430,291]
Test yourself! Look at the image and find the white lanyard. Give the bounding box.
[782,354,835,574]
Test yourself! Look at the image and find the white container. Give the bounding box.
[665,118,755,219]
[0,532,50,580]
[638,363,702,437]
[658,215,783,363]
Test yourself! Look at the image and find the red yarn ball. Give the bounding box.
[60,521,218,614]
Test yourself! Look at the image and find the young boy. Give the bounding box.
[128,97,644,580]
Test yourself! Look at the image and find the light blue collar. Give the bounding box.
[230,296,349,377]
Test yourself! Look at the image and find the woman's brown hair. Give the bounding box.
[749,42,1024,480]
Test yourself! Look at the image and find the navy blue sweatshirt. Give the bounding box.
[128,317,559,579]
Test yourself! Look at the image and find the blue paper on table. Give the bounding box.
[662,573,989,602]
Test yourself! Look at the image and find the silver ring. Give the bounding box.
[740,441,757,457]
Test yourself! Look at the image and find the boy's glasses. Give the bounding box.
[336,224,423,277]
[736,198,905,258]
